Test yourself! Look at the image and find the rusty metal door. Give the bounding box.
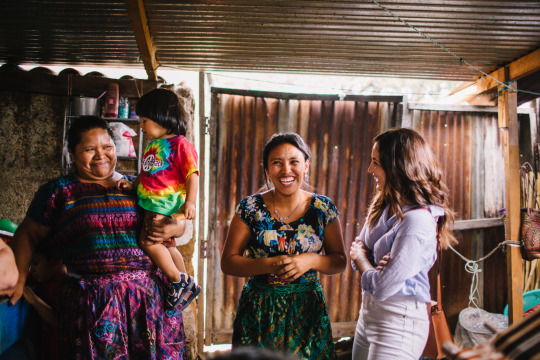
[202,87,402,345]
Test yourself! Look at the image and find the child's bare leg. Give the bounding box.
[140,212,181,283]
[169,247,187,273]
[146,212,200,309]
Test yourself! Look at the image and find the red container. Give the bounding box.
[103,83,119,118]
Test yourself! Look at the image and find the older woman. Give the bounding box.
[221,132,346,359]
[6,116,188,359]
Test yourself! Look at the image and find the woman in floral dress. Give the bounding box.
[221,132,346,360]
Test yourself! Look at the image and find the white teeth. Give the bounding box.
[279,177,295,185]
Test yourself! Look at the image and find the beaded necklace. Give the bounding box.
[272,191,302,222]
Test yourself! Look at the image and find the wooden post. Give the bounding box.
[498,81,523,324]
[197,71,206,355]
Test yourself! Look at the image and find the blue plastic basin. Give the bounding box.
[503,289,540,315]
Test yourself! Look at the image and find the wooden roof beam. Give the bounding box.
[476,48,540,94]
[125,0,158,81]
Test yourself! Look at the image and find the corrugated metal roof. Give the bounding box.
[1,0,540,81]
[0,0,139,67]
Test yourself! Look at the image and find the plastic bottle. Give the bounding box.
[129,99,138,119]
[103,83,119,118]
[118,97,129,119]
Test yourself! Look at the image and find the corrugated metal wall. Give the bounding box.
[411,108,505,219]
[205,95,518,343]
[206,89,401,342]
[3,1,540,83]
[409,105,507,330]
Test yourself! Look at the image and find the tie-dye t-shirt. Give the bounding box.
[137,135,199,215]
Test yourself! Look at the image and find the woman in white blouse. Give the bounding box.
[350,128,457,360]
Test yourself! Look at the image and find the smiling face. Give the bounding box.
[368,141,386,192]
[266,143,310,196]
[70,128,117,182]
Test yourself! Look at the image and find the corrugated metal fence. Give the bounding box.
[206,88,401,343]
[408,104,534,329]
[409,104,507,330]
[204,91,532,344]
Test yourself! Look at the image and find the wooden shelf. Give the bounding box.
[102,117,140,125]
[67,115,140,125]
[117,156,138,161]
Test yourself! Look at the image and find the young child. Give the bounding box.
[117,88,201,310]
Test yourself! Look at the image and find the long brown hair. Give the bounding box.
[367,128,457,248]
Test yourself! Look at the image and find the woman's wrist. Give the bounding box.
[264,256,282,275]
[352,254,373,274]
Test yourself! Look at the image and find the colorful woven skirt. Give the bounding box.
[232,279,337,360]
[59,269,186,360]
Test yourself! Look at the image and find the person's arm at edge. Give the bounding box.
[0,239,18,291]
[8,217,51,305]
[221,215,287,277]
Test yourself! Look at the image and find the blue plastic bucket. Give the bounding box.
[503,289,540,315]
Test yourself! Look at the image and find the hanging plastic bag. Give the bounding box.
[109,122,137,157]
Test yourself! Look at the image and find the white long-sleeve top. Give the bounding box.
[358,204,442,302]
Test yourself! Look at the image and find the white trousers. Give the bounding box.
[352,292,430,360]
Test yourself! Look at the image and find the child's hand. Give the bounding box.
[171,212,186,221]
[116,179,134,192]
[179,201,196,220]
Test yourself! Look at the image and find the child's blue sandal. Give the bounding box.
[166,273,193,310]
[180,282,201,308]
[166,273,201,310]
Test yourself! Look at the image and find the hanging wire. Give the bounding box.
[464,261,481,308]
[448,240,520,308]
[369,0,540,98]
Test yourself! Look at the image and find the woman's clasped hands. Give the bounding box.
[271,252,314,283]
